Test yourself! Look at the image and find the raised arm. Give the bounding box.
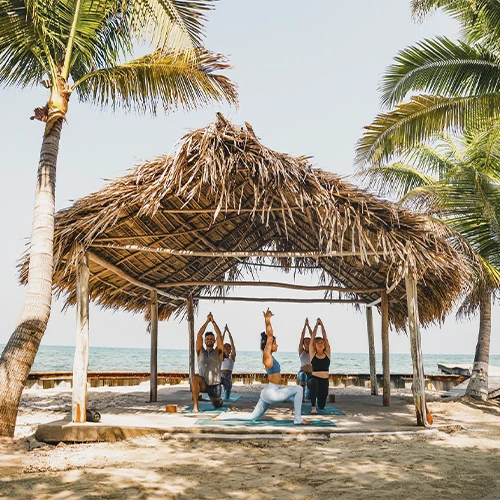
[309,319,319,359]
[319,319,331,357]
[226,324,236,360]
[263,308,274,370]
[298,318,310,354]
[212,315,225,362]
[196,314,212,357]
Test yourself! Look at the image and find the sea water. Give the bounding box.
[4,344,500,374]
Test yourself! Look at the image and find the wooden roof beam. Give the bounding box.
[158,280,384,294]
[88,251,183,302]
[160,207,304,214]
[194,296,368,304]
[89,243,386,259]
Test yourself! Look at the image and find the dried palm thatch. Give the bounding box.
[20,113,472,329]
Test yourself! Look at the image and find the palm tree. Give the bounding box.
[355,0,500,401]
[0,0,237,437]
[356,125,500,400]
[355,0,500,167]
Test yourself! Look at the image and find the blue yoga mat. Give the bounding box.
[201,394,241,402]
[301,405,344,415]
[195,418,336,427]
[182,403,229,414]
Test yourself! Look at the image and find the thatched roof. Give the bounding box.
[20,114,471,329]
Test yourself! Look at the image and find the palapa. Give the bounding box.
[20,113,471,330]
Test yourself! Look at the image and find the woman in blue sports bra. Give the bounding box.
[221,308,311,424]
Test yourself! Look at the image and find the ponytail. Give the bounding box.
[260,332,267,351]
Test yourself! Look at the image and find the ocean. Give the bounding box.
[5,344,500,374]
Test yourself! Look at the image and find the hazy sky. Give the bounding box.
[1,1,497,357]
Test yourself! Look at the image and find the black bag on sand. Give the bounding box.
[86,409,101,422]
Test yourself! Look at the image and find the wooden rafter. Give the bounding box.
[90,242,386,259]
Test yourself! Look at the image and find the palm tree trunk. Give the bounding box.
[0,119,62,437]
[465,290,492,401]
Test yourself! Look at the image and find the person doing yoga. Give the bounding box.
[220,308,311,425]
[297,317,313,400]
[221,324,237,399]
[308,317,331,414]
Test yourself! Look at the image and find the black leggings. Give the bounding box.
[307,376,329,409]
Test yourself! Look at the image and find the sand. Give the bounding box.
[1,384,500,499]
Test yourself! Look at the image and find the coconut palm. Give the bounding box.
[0,0,237,437]
[356,124,500,400]
[355,0,500,401]
[355,0,500,167]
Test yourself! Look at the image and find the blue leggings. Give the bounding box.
[221,373,232,399]
[297,370,312,399]
[220,383,305,424]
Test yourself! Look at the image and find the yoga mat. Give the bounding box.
[301,405,344,416]
[182,403,229,414]
[201,394,241,402]
[195,418,336,427]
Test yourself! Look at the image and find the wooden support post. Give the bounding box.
[72,249,90,423]
[366,306,378,396]
[150,290,158,403]
[187,296,195,388]
[381,290,390,406]
[405,275,428,426]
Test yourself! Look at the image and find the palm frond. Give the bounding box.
[355,94,500,167]
[73,47,237,113]
[0,0,49,86]
[355,163,436,200]
[380,37,500,108]
[124,0,216,52]
[464,120,500,179]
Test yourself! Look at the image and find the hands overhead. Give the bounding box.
[263,308,274,320]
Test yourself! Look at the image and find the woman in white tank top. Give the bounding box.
[297,318,313,399]
[221,324,236,399]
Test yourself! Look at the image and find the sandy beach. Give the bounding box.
[1,383,500,499]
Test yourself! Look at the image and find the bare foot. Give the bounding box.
[299,419,312,425]
[311,407,317,414]
[192,407,199,413]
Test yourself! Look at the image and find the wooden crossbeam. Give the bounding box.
[193,296,367,304]
[88,251,183,301]
[160,207,304,214]
[157,280,384,294]
[90,243,385,259]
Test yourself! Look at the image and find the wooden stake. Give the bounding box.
[150,290,158,403]
[381,291,390,406]
[366,306,378,396]
[187,296,195,388]
[405,275,428,426]
[72,249,90,423]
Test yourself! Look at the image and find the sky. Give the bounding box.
[1,0,498,357]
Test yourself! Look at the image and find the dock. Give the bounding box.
[26,371,466,392]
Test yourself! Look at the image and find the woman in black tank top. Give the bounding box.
[308,318,331,414]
